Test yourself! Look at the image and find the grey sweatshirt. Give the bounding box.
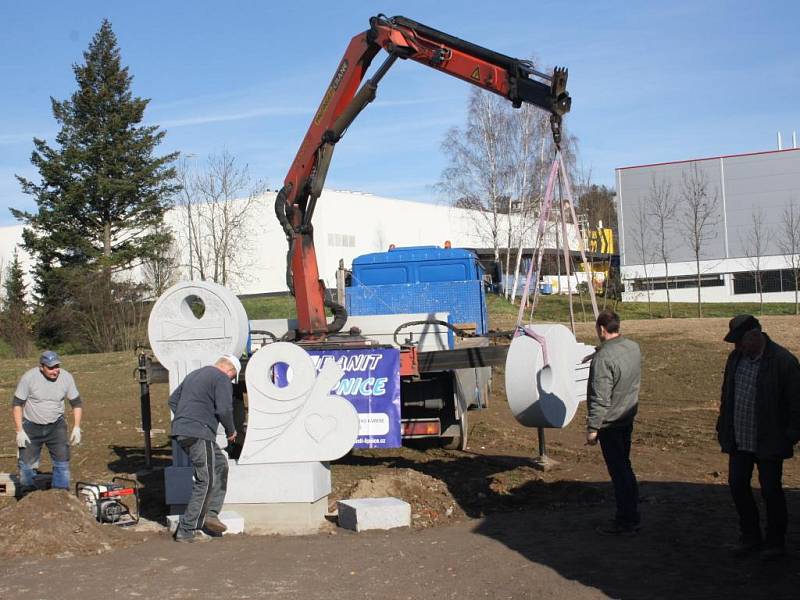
[587,336,642,431]
[169,365,235,441]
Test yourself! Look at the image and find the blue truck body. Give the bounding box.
[346,245,489,336]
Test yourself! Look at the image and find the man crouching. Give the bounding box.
[169,355,240,542]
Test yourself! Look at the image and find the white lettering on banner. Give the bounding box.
[335,377,389,397]
[311,353,384,373]
[356,438,386,445]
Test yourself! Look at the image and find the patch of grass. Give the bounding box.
[487,293,799,324]
[240,294,297,319]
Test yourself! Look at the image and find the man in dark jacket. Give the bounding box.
[587,309,642,536]
[717,315,800,560]
[169,355,240,543]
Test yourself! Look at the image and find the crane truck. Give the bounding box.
[268,14,571,449]
[148,15,571,452]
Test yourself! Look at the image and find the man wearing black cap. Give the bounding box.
[717,315,800,560]
[12,350,82,491]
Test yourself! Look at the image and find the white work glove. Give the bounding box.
[16,430,30,448]
[70,426,82,445]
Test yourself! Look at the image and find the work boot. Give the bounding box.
[173,529,210,543]
[203,515,227,534]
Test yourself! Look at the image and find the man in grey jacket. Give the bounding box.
[169,355,240,543]
[587,310,642,536]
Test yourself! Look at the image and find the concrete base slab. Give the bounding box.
[223,496,329,535]
[166,511,245,535]
[166,460,331,505]
[337,497,411,532]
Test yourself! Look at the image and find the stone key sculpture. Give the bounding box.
[148,280,249,393]
[239,342,359,464]
[505,323,595,429]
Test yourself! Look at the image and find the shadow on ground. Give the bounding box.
[341,451,800,599]
[474,482,800,600]
[108,443,171,521]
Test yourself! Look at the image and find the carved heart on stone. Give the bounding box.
[305,414,337,442]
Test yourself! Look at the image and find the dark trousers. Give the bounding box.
[599,424,640,526]
[728,451,786,546]
[176,437,228,534]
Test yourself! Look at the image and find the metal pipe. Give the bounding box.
[137,349,152,469]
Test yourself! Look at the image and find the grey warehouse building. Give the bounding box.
[617,147,800,304]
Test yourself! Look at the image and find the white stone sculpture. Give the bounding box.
[148,281,249,392]
[505,323,595,428]
[240,342,359,464]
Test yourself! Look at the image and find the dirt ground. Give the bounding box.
[1,316,799,599]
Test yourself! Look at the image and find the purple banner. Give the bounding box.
[305,348,401,448]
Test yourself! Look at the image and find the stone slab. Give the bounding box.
[337,497,411,532]
[223,497,329,535]
[165,461,331,506]
[167,510,245,535]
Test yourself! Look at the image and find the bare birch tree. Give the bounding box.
[630,198,655,317]
[776,200,800,314]
[175,151,266,288]
[647,175,677,317]
[741,208,770,313]
[503,106,538,299]
[440,89,512,264]
[679,162,719,317]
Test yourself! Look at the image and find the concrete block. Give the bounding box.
[224,497,329,535]
[337,497,411,532]
[167,511,244,534]
[0,472,19,497]
[166,461,332,505]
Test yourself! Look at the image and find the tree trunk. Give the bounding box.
[696,256,702,318]
[795,271,799,315]
[663,259,672,317]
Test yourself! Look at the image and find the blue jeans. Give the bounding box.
[599,424,640,526]
[18,417,71,489]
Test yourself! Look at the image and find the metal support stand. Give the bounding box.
[531,427,558,471]
[137,348,152,469]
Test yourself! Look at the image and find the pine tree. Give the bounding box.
[12,20,179,348]
[1,250,32,357]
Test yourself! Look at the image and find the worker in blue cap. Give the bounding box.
[12,350,83,491]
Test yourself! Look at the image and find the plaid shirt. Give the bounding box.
[733,357,760,452]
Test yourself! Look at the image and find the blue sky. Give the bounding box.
[0,1,797,225]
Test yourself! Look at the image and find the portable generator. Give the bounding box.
[76,477,140,526]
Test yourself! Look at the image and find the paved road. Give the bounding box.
[3,496,799,600]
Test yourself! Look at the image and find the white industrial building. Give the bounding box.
[617,147,800,304]
[0,189,581,296]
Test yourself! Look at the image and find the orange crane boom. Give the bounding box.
[274,14,571,339]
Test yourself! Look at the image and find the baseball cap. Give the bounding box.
[223,354,242,380]
[723,315,761,343]
[40,350,61,367]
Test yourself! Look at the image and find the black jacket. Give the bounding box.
[717,335,800,459]
[169,365,235,442]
